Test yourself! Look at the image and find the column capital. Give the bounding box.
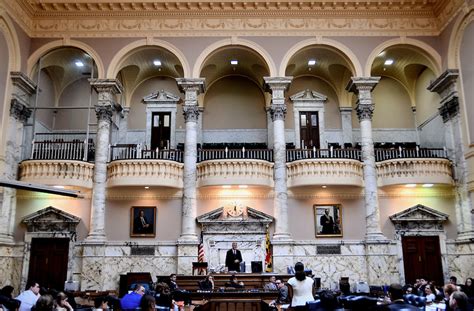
[270,105,287,121]
[183,105,200,122]
[176,78,206,94]
[427,69,459,96]
[10,98,32,123]
[346,77,381,94]
[89,78,123,95]
[428,70,460,121]
[264,76,293,92]
[438,96,460,123]
[10,71,37,96]
[95,105,114,123]
[356,103,374,121]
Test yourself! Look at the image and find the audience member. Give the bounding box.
[264,276,278,291]
[319,290,339,310]
[120,284,145,310]
[383,283,418,310]
[0,285,21,311]
[269,279,289,309]
[139,295,155,311]
[461,278,473,299]
[198,275,214,291]
[425,284,436,302]
[154,283,173,309]
[16,281,41,311]
[32,295,53,311]
[93,297,108,311]
[449,291,470,311]
[54,292,72,311]
[225,275,244,289]
[287,262,314,311]
[444,283,459,311]
[168,274,179,292]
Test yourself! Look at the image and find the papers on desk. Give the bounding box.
[280,304,290,310]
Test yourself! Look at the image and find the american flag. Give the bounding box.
[198,231,205,263]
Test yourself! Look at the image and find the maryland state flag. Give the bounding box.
[265,225,273,272]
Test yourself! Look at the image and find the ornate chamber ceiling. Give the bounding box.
[1,0,466,37]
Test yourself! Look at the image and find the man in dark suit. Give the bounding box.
[134,210,153,234]
[382,283,418,310]
[320,208,335,234]
[225,242,243,272]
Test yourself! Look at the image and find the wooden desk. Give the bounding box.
[190,290,279,311]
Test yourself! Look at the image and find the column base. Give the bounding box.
[178,234,198,243]
[0,234,15,245]
[456,231,474,243]
[84,233,107,243]
[272,232,292,241]
[365,231,388,243]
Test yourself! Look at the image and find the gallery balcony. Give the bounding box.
[196,148,274,187]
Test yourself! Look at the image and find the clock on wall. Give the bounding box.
[223,201,247,218]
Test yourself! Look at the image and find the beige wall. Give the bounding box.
[0,31,7,138]
[460,21,474,144]
[370,77,415,129]
[415,68,440,124]
[287,76,342,130]
[55,77,94,130]
[35,70,55,130]
[15,194,92,241]
[203,76,266,130]
[128,76,182,130]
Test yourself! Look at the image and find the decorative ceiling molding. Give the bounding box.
[1,0,465,37]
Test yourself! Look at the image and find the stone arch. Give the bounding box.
[279,38,363,77]
[192,37,277,78]
[107,38,190,79]
[447,5,474,69]
[27,40,105,79]
[0,13,21,72]
[365,38,442,77]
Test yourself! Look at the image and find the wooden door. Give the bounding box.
[151,112,171,149]
[402,236,443,285]
[28,238,69,290]
[299,111,320,148]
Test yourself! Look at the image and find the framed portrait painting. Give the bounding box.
[314,204,343,237]
[130,206,156,237]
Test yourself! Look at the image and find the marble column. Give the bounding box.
[0,72,35,244]
[346,77,386,241]
[340,107,353,146]
[86,79,123,242]
[428,70,474,241]
[264,77,293,240]
[266,107,274,149]
[176,78,205,242]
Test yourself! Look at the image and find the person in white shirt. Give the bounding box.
[287,262,314,310]
[16,281,40,311]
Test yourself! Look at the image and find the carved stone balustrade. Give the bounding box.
[376,158,453,187]
[286,159,364,187]
[107,160,183,188]
[196,160,274,187]
[19,160,94,188]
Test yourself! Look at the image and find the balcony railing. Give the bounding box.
[287,148,361,162]
[197,148,273,162]
[31,140,95,161]
[374,147,447,161]
[110,144,184,162]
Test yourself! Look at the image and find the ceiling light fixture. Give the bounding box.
[230,60,238,65]
[238,185,248,189]
[384,59,394,65]
[321,185,327,189]
[222,185,232,189]
[144,186,150,189]
[405,184,417,188]
[75,61,84,67]
[153,60,162,66]
[308,59,316,66]
[422,184,434,188]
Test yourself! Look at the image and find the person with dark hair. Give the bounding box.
[198,275,214,291]
[93,297,108,311]
[120,284,145,310]
[168,274,179,292]
[461,278,474,299]
[225,242,243,272]
[449,291,470,311]
[154,283,173,310]
[0,285,21,311]
[382,283,417,310]
[139,295,156,311]
[225,274,244,289]
[54,292,72,311]
[16,281,41,311]
[269,279,289,309]
[32,295,54,311]
[424,284,436,302]
[319,290,339,310]
[287,262,314,310]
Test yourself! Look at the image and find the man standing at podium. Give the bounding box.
[225,242,243,272]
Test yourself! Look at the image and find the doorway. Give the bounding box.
[402,236,443,285]
[27,238,69,290]
[151,112,171,149]
[299,111,320,148]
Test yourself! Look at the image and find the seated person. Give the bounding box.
[225,274,244,289]
[168,274,179,292]
[154,283,173,309]
[198,275,214,291]
[383,283,418,310]
[93,297,108,311]
[264,276,278,291]
[269,279,289,308]
[120,284,145,310]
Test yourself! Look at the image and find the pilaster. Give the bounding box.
[428,69,474,241]
[264,76,293,241]
[340,107,353,146]
[346,77,386,242]
[176,78,205,243]
[86,79,123,242]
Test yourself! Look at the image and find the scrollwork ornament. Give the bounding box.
[356,104,374,121]
[10,99,32,123]
[183,105,200,122]
[95,105,113,123]
[270,105,287,121]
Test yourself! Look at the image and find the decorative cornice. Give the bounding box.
[3,0,463,37]
[10,99,32,123]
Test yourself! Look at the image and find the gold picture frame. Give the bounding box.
[314,204,343,237]
[130,206,156,237]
